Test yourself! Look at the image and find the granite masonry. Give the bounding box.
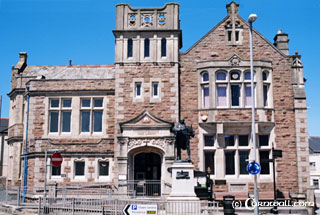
[6,2,310,201]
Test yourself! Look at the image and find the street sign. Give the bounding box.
[123,204,157,215]
[273,149,283,159]
[51,152,63,167]
[246,161,261,175]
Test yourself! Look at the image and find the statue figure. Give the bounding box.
[172,118,195,161]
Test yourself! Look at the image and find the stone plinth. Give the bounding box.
[167,161,199,201]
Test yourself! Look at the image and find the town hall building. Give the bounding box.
[6,2,310,200]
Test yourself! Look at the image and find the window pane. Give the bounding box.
[62,111,71,132]
[263,72,268,81]
[235,31,239,41]
[245,85,252,106]
[136,83,141,97]
[75,162,85,176]
[204,136,215,147]
[203,86,209,108]
[161,38,166,57]
[230,71,240,80]
[128,39,133,58]
[153,83,158,97]
[244,72,251,80]
[225,135,235,147]
[81,111,90,132]
[81,99,91,108]
[99,161,109,176]
[50,99,59,108]
[216,72,226,80]
[239,151,249,174]
[314,179,319,189]
[93,111,102,132]
[225,151,235,175]
[259,135,269,146]
[202,72,209,82]
[144,39,150,57]
[239,135,249,146]
[50,112,59,132]
[263,85,268,106]
[62,99,71,108]
[94,99,103,108]
[228,31,232,41]
[231,84,240,106]
[52,165,61,176]
[217,85,227,106]
[205,151,215,174]
[260,151,270,174]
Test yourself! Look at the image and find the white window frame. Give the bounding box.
[80,98,103,134]
[48,98,72,134]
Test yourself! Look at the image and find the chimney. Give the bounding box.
[15,52,28,73]
[273,30,289,55]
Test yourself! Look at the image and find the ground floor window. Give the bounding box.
[75,161,85,176]
[99,161,109,176]
[51,165,61,176]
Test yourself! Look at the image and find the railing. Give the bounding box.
[118,180,162,197]
[38,197,219,215]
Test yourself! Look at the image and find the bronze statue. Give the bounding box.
[172,118,195,161]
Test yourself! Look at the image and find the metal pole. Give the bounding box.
[22,86,30,203]
[249,19,259,215]
[272,147,278,214]
[44,150,47,207]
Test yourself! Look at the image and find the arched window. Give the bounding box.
[144,39,150,58]
[161,38,166,57]
[201,71,209,108]
[262,71,270,107]
[216,71,227,107]
[216,72,227,81]
[128,39,133,58]
[202,72,209,82]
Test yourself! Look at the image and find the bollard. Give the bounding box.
[223,195,235,215]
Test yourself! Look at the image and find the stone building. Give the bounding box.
[7,2,310,199]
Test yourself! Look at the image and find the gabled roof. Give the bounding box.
[182,12,287,58]
[309,137,320,153]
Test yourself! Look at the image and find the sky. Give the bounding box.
[0,0,319,136]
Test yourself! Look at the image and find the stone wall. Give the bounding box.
[180,14,299,193]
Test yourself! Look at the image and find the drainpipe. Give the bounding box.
[22,86,30,202]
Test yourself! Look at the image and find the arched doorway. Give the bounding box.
[133,152,162,196]
[134,152,161,180]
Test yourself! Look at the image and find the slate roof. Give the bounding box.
[309,137,320,153]
[23,65,115,80]
[0,118,8,133]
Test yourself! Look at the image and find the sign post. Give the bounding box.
[123,204,157,215]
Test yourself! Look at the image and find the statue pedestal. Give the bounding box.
[167,161,199,201]
[167,162,200,214]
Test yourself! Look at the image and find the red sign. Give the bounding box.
[51,152,63,167]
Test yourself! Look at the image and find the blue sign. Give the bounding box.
[246,161,261,175]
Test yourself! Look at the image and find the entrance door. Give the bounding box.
[134,152,161,196]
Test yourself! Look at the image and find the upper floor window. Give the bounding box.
[144,38,150,58]
[49,98,72,133]
[201,71,209,108]
[80,98,103,133]
[161,38,166,57]
[263,71,270,107]
[225,20,243,45]
[128,39,133,58]
[135,82,142,98]
[152,82,159,97]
